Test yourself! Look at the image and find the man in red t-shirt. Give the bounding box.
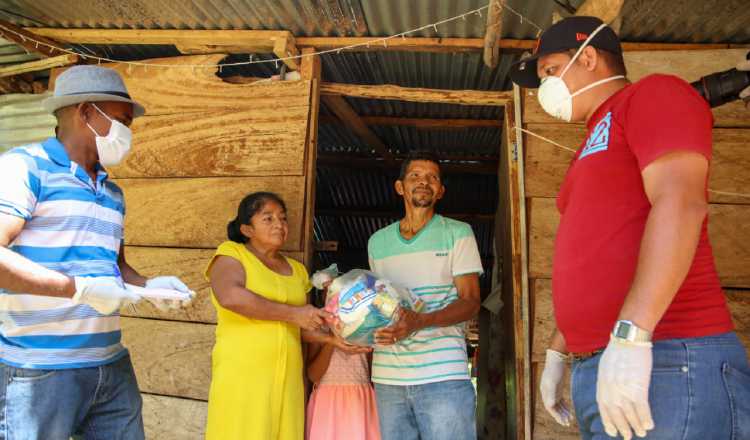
[510,16,750,440]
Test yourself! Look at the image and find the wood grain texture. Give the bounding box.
[523,125,750,204]
[122,318,213,401]
[727,290,750,352]
[0,54,78,78]
[51,55,313,116]
[301,51,321,268]
[523,49,750,128]
[142,394,207,440]
[116,176,306,250]
[109,105,310,178]
[528,198,750,287]
[531,279,555,363]
[321,82,511,106]
[574,0,625,23]
[708,205,750,288]
[120,246,306,323]
[121,247,215,323]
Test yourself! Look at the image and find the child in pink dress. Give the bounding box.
[306,344,381,440]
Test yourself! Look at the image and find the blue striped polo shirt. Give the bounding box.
[368,215,483,385]
[0,138,127,369]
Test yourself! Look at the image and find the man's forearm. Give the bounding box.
[618,197,707,332]
[119,260,147,287]
[549,327,567,354]
[419,297,480,329]
[0,246,74,297]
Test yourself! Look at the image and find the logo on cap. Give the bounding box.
[576,32,589,41]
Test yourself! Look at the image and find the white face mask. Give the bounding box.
[86,104,132,167]
[537,23,625,122]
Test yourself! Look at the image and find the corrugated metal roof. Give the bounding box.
[0,37,39,65]
[0,93,55,152]
[618,0,750,43]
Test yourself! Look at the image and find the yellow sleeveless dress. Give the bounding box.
[204,241,311,440]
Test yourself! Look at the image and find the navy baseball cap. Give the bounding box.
[509,16,622,88]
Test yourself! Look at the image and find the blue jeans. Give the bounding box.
[374,379,476,440]
[0,354,144,440]
[572,332,750,440]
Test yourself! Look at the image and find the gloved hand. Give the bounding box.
[540,349,573,426]
[73,277,141,315]
[596,335,655,440]
[144,276,195,311]
[739,59,750,106]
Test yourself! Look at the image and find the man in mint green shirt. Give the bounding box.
[370,153,483,440]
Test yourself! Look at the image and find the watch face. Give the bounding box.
[614,323,631,339]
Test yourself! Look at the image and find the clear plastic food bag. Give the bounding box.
[318,269,424,346]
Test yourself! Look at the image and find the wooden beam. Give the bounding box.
[321,82,512,106]
[483,0,503,68]
[295,38,745,53]
[272,31,300,70]
[300,36,485,52]
[299,48,321,81]
[0,20,70,58]
[322,95,396,163]
[320,115,502,129]
[575,0,626,24]
[0,53,78,78]
[27,29,743,54]
[316,153,498,175]
[300,46,321,268]
[30,28,291,49]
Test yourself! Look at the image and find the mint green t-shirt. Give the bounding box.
[367,214,483,385]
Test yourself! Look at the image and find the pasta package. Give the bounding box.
[320,269,424,346]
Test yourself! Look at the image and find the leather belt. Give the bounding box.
[569,349,604,361]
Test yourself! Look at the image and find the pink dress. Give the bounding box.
[306,349,381,440]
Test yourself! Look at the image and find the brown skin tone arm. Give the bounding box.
[306,342,336,383]
[209,255,329,329]
[618,151,710,332]
[549,327,568,354]
[0,213,75,297]
[375,272,481,344]
[117,242,147,287]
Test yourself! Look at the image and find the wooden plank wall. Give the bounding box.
[52,54,317,439]
[523,49,750,439]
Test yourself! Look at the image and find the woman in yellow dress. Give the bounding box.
[204,192,362,440]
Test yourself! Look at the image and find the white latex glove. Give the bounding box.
[596,335,655,440]
[73,277,141,315]
[540,349,573,427]
[144,276,195,311]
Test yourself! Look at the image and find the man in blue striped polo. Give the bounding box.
[369,153,483,440]
[0,66,193,440]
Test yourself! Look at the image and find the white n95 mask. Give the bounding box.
[537,23,625,122]
[86,104,132,167]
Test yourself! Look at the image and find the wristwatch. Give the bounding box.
[612,320,652,343]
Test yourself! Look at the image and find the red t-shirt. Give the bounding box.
[553,74,734,353]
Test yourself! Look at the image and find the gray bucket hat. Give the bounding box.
[42,65,145,117]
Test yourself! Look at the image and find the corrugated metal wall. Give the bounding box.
[0,93,55,152]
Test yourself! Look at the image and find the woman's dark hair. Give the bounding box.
[227,191,287,243]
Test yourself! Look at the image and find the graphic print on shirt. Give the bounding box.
[579,111,612,160]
